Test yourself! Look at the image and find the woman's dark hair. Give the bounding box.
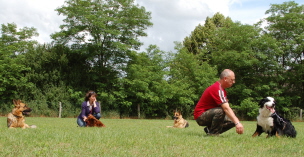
[84,90,97,101]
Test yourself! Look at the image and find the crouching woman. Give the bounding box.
[77,90,101,127]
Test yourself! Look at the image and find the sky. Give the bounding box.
[0,0,303,53]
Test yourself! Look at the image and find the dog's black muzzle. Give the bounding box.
[22,108,32,115]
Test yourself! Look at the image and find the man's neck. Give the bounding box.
[218,80,226,89]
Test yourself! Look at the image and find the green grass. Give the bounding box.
[0,117,303,157]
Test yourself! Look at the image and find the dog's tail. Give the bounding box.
[30,125,37,128]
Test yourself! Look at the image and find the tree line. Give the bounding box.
[0,0,303,120]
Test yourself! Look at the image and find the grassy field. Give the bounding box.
[0,117,303,157]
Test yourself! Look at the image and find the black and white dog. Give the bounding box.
[252,97,297,138]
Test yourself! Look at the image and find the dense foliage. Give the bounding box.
[0,1,303,120]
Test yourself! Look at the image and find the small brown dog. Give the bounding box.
[7,99,36,129]
[166,110,189,128]
[85,114,106,127]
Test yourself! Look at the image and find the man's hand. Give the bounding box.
[235,123,244,134]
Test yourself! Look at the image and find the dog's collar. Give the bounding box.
[12,113,23,118]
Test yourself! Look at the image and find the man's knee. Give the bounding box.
[214,107,224,113]
[214,108,225,119]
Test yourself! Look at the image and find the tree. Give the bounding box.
[22,43,96,117]
[183,12,233,61]
[167,42,218,118]
[122,45,170,118]
[51,0,153,93]
[0,23,38,100]
[263,1,304,108]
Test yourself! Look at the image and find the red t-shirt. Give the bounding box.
[193,81,228,119]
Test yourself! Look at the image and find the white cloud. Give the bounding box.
[136,0,216,52]
[135,0,250,52]
[0,0,302,53]
[0,0,65,43]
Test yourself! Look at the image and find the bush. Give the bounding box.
[232,97,259,120]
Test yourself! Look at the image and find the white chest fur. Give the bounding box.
[257,108,273,132]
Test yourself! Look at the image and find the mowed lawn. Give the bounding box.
[0,117,303,157]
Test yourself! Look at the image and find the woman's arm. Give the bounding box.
[93,101,101,113]
[80,102,87,119]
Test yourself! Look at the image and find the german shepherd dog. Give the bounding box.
[85,114,106,127]
[7,99,36,129]
[252,97,296,138]
[166,110,189,128]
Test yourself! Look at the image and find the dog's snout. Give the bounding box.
[24,108,32,112]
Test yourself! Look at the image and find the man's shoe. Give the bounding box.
[204,127,209,134]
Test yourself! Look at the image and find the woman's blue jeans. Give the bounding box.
[77,113,101,127]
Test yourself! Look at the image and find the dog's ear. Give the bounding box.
[258,98,268,108]
[13,99,20,106]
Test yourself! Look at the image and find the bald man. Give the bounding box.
[194,69,244,136]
